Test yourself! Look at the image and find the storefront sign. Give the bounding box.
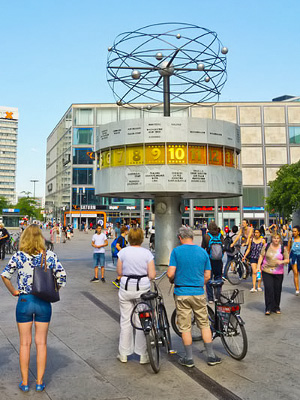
[109,205,119,210]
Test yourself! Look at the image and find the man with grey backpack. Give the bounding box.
[202,222,224,303]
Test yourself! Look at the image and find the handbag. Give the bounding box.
[31,251,60,303]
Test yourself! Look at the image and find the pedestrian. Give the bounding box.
[1,224,66,392]
[55,224,61,244]
[223,225,239,278]
[89,222,93,231]
[281,224,289,247]
[243,228,265,292]
[115,222,121,239]
[145,224,149,238]
[287,225,300,295]
[116,227,155,364]
[112,226,129,288]
[202,222,224,304]
[231,219,253,252]
[257,234,289,315]
[167,226,221,367]
[91,224,108,282]
[0,223,10,260]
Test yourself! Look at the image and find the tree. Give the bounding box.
[0,196,11,213]
[16,196,40,219]
[265,160,300,220]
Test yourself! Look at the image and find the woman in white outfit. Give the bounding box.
[117,228,156,364]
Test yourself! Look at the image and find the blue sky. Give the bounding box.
[1,0,299,199]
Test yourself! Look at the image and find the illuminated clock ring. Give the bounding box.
[107,22,228,111]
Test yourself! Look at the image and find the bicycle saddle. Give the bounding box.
[141,291,158,301]
[209,280,224,288]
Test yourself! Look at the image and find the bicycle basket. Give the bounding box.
[219,289,244,305]
[131,302,152,331]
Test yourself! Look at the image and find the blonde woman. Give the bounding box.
[1,224,67,392]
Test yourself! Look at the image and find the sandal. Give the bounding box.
[19,382,29,392]
[265,311,271,315]
[275,310,281,314]
[36,383,46,392]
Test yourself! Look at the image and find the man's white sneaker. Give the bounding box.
[117,354,127,363]
[140,354,150,364]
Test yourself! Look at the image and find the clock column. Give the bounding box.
[155,195,182,268]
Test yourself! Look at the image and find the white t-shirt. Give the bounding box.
[118,246,153,288]
[92,233,107,253]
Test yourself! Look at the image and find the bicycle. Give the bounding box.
[224,250,252,285]
[130,271,174,373]
[5,233,20,254]
[172,280,248,360]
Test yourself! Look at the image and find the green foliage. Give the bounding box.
[0,196,11,213]
[265,160,300,220]
[16,197,41,219]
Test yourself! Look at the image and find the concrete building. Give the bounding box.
[0,106,18,204]
[45,100,300,228]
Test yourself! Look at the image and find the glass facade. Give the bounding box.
[289,127,300,144]
[73,148,94,164]
[73,128,93,145]
[72,168,93,185]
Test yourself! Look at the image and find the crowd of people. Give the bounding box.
[1,217,300,391]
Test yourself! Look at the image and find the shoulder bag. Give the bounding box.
[31,251,60,303]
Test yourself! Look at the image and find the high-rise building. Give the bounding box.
[45,100,300,228]
[0,106,18,204]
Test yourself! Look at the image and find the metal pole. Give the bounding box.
[189,199,194,227]
[214,199,219,226]
[140,199,144,230]
[163,76,170,117]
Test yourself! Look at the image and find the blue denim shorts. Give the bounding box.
[93,252,105,267]
[16,294,52,323]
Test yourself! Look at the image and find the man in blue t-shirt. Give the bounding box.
[167,226,221,368]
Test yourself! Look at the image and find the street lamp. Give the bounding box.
[77,188,85,230]
[30,179,39,199]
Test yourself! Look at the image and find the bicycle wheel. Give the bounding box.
[220,314,248,360]
[171,307,214,342]
[12,240,19,252]
[145,324,160,373]
[225,260,243,285]
[158,304,172,352]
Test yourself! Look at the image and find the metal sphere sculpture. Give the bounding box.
[107,22,228,112]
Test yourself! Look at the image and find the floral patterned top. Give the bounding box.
[1,250,67,294]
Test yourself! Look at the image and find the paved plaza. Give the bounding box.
[0,230,300,400]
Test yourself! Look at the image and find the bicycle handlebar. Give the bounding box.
[154,271,167,281]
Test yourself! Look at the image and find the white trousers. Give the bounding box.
[118,286,149,356]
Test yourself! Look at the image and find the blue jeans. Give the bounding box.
[16,294,52,323]
[223,253,234,278]
[93,252,105,267]
[206,259,223,302]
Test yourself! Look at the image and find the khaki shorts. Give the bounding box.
[175,294,210,333]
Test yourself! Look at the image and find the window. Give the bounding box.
[74,109,93,125]
[72,168,93,185]
[72,188,103,206]
[289,127,300,144]
[73,128,93,145]
[73,148,94,164]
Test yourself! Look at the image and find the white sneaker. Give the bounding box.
[117,354,127,363]
[140,354,150,364]
[296,291,299,296]
[250,288,257,293]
